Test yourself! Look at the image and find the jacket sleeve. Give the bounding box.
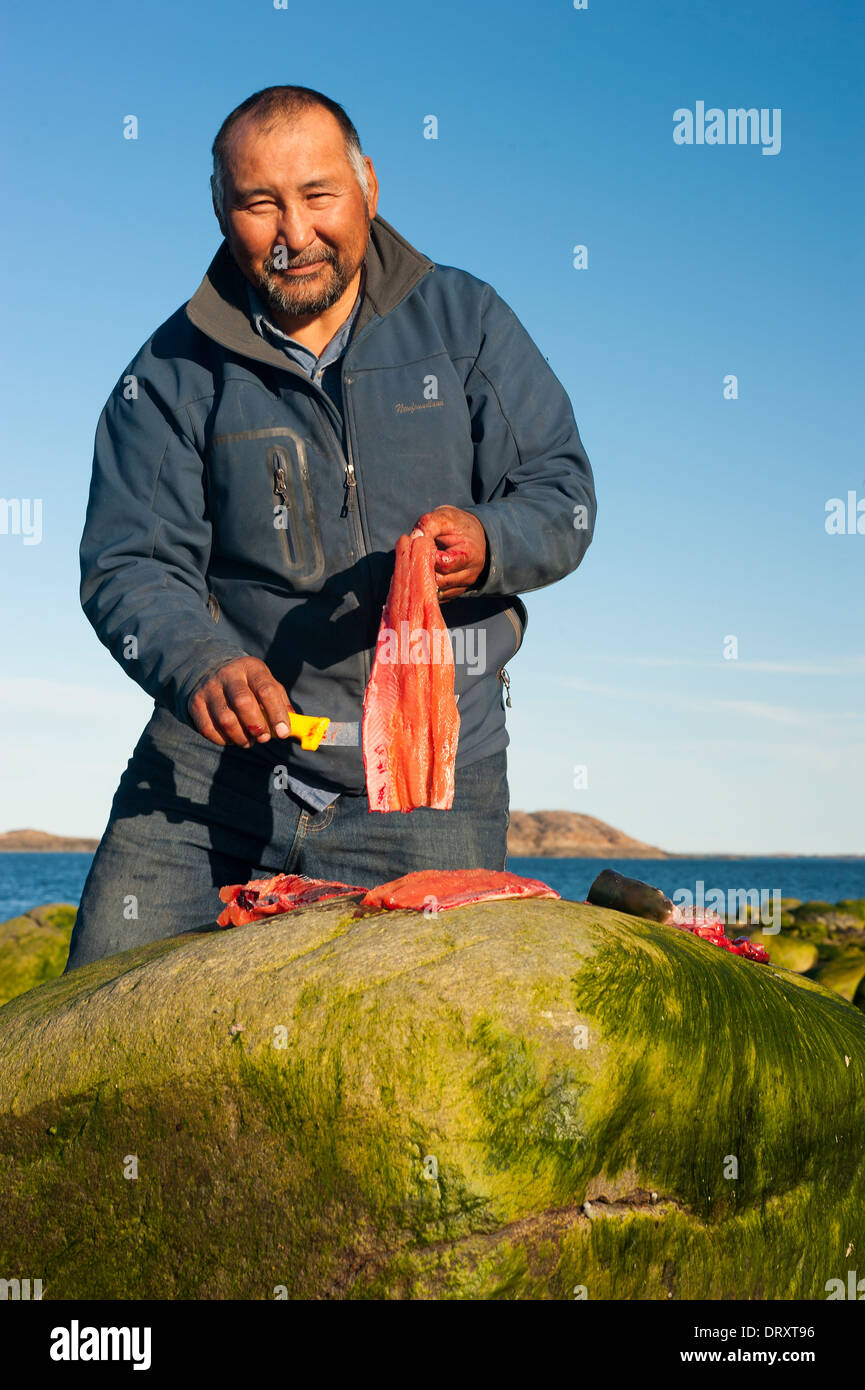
[79,372,251,723]
[458,283,597,597]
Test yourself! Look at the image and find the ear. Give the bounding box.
[210,178,227,237]
[364,156,379,220]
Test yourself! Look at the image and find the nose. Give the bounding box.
[273,203,320,260]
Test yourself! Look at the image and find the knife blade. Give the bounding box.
[315,720,361,747]
[284,713,360,750]
[284,692,459,750]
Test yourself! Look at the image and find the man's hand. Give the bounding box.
[412,506,489,602]
[188,656,294,748]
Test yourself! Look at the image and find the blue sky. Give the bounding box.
[1,0,862,852]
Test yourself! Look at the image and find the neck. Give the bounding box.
[268,265,364,352]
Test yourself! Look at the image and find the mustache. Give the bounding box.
[263,248,334,273]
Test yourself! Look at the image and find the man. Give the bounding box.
[65,85,596,971]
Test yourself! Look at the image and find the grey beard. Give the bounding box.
[257,224,369,317]
[257,252,348,316]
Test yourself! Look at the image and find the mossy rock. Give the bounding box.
[27,903,77,932]
[0,898,863,1300]
[789,917,830,944]
[792,903,863,937]
[0,904,76,1007]
[750,930,818,974]
[838,900,865,923]
[814,951,865,1005]
[797,901,834,917]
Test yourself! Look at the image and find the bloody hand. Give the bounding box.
[188,656,294,748]
[411,506,489,602]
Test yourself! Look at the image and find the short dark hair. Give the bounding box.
[211,85,368,213]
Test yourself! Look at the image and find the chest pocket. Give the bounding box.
[268,433,326,585]
[209,426,328,589]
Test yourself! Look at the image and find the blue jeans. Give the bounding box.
[64,707,510,971]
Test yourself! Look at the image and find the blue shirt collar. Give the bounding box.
[247,263,366,366]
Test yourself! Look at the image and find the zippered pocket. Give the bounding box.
[268,437,326,585]
[448,597,526,703]
[496,601,526,707]
[209,425,331,589]
[502,604,524,657]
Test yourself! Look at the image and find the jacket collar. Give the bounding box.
[185,213,434,372]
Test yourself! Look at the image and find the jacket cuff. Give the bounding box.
[455,504,507,596]
[174,648,252,725]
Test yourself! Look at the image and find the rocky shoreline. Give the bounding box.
[506,810,665,858]
[1,820,861,858]
[0,813,663,859]
[0,829,100,852]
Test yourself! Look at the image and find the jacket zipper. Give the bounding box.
[341,452,357,516]
[272,459,288,505]
[305,373,374,688]
[272,456,297,566]
[340,379,358,518]
[342,377,375,687]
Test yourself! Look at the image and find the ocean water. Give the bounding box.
[0,852,863,923]
[509,857,865,908]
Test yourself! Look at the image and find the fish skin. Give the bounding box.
[360,868,560,912]
[586,868,677,924]
[362,531,459,812]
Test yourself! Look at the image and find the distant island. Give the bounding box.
[1,811,664,856]
[0,821,860,859]
[0,829,100,853]
[507,811,667,858]
[1,816,662,858]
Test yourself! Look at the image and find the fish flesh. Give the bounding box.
[217,873,368,928]
[672,909,770,963]
[362,530,460,812]
[359,868,560,912]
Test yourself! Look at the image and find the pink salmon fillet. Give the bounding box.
[362,531,460,811]
[360,868,561,911]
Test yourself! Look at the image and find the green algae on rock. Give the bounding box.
[813,951,865,1005]
[746,900,865,1009]
[0,897,863,1300]
[0,903,76,1007]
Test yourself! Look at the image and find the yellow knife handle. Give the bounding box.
[286,713,331,751]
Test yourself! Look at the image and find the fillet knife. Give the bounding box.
[284,713,360,750]
[283,694,459,751]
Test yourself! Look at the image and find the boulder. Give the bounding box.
[0,904,76,1007]
[0,897,863,1300]
[749,930,818,974]
[814,950,865,1005]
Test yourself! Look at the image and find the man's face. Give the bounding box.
[214,106,378,319]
